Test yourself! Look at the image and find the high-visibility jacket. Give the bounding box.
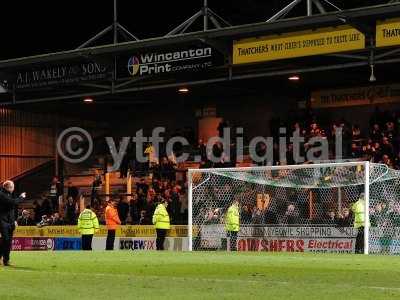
[225,204,240,232]
[352,198,369,229]
[77,209,99,235]
[152,203,170,229]
[105,205,121,230]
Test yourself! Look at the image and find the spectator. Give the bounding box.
[49,176,62,213]
[64,196,78,225]
[324,210,337,225]
[139,210,151,225]
[337,208,352,227]
[33,200,43,223]
[91,172,102,207]
[51,213,64,225]
[280,204,299,225]
[370,123,382,143]
[66,181,79,201]
[241,205,252,224]
[117,197,130,225]
[17,210,34,226]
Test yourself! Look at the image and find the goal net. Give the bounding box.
[188,162,400,255]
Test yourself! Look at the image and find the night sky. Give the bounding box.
[0,0,391,60]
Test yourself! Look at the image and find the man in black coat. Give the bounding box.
[0,180,26,266]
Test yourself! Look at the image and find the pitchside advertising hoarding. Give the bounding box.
[12,237,55,251]
[11,225,400,254]
[233,25,365,65]
[199,225,357,253]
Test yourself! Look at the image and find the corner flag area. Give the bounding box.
[1,252,399,300]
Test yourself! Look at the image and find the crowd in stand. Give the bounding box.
[17,164,188,227]
[15,107,400,227]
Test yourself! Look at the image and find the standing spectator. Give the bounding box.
[66,180,79,201]
[64,196,78,225]
[91,172,102,208]
[129,195,139,225]
[152,199,170,251]
[105,199,121,250]
[41,195,52,217]
[170,187,181,224]
[32,200,43,223]
[49,176,62,213]
[77,205,99,251]
[117,197,129,225]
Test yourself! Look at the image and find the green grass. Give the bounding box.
[0,251,400,300]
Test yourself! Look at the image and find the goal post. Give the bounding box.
[188,161,400,255]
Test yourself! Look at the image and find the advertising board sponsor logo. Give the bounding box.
[119,239,156,250]
[233,25,364,65]
[127,47,213,76]
[376,18,400,47]
[54,238,82,250]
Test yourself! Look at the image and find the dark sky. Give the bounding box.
[0,0,390,60]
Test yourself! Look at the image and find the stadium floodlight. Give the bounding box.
[188,162,400,255]
[0,81,8,94]
[369,64,376,82]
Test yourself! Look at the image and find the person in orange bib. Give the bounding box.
[105,199,121,250]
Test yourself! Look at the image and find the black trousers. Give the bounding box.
[227,231,238,251]
[81,234,93,251]
[106,230,116,250]
[156,229,167,250]
[0,222,14,263]
[355,226,364,254]
[50,196,58,213]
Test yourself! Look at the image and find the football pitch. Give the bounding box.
[0,251,399,300]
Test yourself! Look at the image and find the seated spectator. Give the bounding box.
[381,136,394,158]
[139,210,151,225]
[280,203,299,225]
[204,208,220,224]
[37,215,51,227]
[17,210,35,226]
[384,121,396,143]
[337,208,352,227]
[324,210,337,225]
[370,123,382,143]
[51,213,64,226]
[352,125,362,142]
[241,205,252,224]
[380,154,394,168]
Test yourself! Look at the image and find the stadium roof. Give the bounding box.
[0,1,400,106]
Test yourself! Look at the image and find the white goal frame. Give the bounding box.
[188,161,370,254]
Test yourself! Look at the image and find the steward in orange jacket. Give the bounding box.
[105,199,121,250]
